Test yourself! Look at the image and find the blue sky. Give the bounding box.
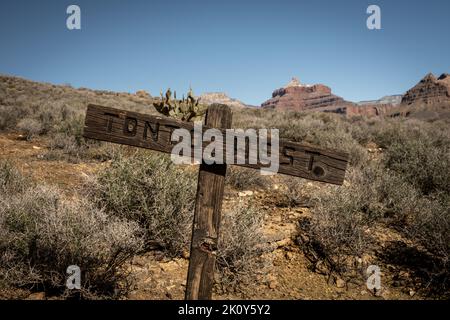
[0,0,449,105]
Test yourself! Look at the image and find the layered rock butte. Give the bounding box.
[402,73,450,105]
[260,77,395,116]
[261,78,354,113]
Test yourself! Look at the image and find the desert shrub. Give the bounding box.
[54,111,84,141]
[44,132,88,163]
[0,160,30,194]
[383,131,450,195]
[274,176,307,207]
[225,166,268,190]
[343,164,422,224]
[0,163,144,298]
[83,142,124,162]
[374,169,421,226]
[305,179,373,278]
[86,151,197,257]
[17,118,42,140]
[301,165,420,277]
[233,109,367,166]
[0,105,29,130]
[216,201,269,292]
[405,196,450,293]
[302,158,449,291]
[408,197,449,264]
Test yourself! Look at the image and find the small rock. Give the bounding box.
[380,289,390,299]
[268,281,278,289]
[399,271,410,278]
[314,261,328,274]
[32,146,41,150]
[181,250,190,259]
[275,238,293,248]
[285,251,294,260]
[409,290,416,297]
[27,292,45,300]
[335,278,346,288]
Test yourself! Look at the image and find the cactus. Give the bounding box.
[153,87,207,122]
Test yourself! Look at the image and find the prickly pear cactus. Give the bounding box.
[153,87,207,122]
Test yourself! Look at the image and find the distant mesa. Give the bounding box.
[199,92,251,109]
[261,77,354,113]
[401,73,450,106]
[135,90,152,99]
[357,95,403,106]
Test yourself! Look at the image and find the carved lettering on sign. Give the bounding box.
[83,104,349,185]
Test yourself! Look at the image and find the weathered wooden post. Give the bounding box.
[184,105,232,300]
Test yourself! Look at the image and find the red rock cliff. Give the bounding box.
[402,73,450,105]
[261,77,354,112]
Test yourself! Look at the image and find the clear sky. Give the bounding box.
[0,0,449,105]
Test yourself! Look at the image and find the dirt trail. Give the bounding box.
[0,132,101,193]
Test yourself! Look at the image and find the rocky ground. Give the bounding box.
[0,131,421,301]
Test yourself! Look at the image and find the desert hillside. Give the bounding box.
[0,74,449,300]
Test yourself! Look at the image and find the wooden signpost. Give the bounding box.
[83,103,349,300]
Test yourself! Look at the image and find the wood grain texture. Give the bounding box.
[83,104,349,185]
[185,104,232,300]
